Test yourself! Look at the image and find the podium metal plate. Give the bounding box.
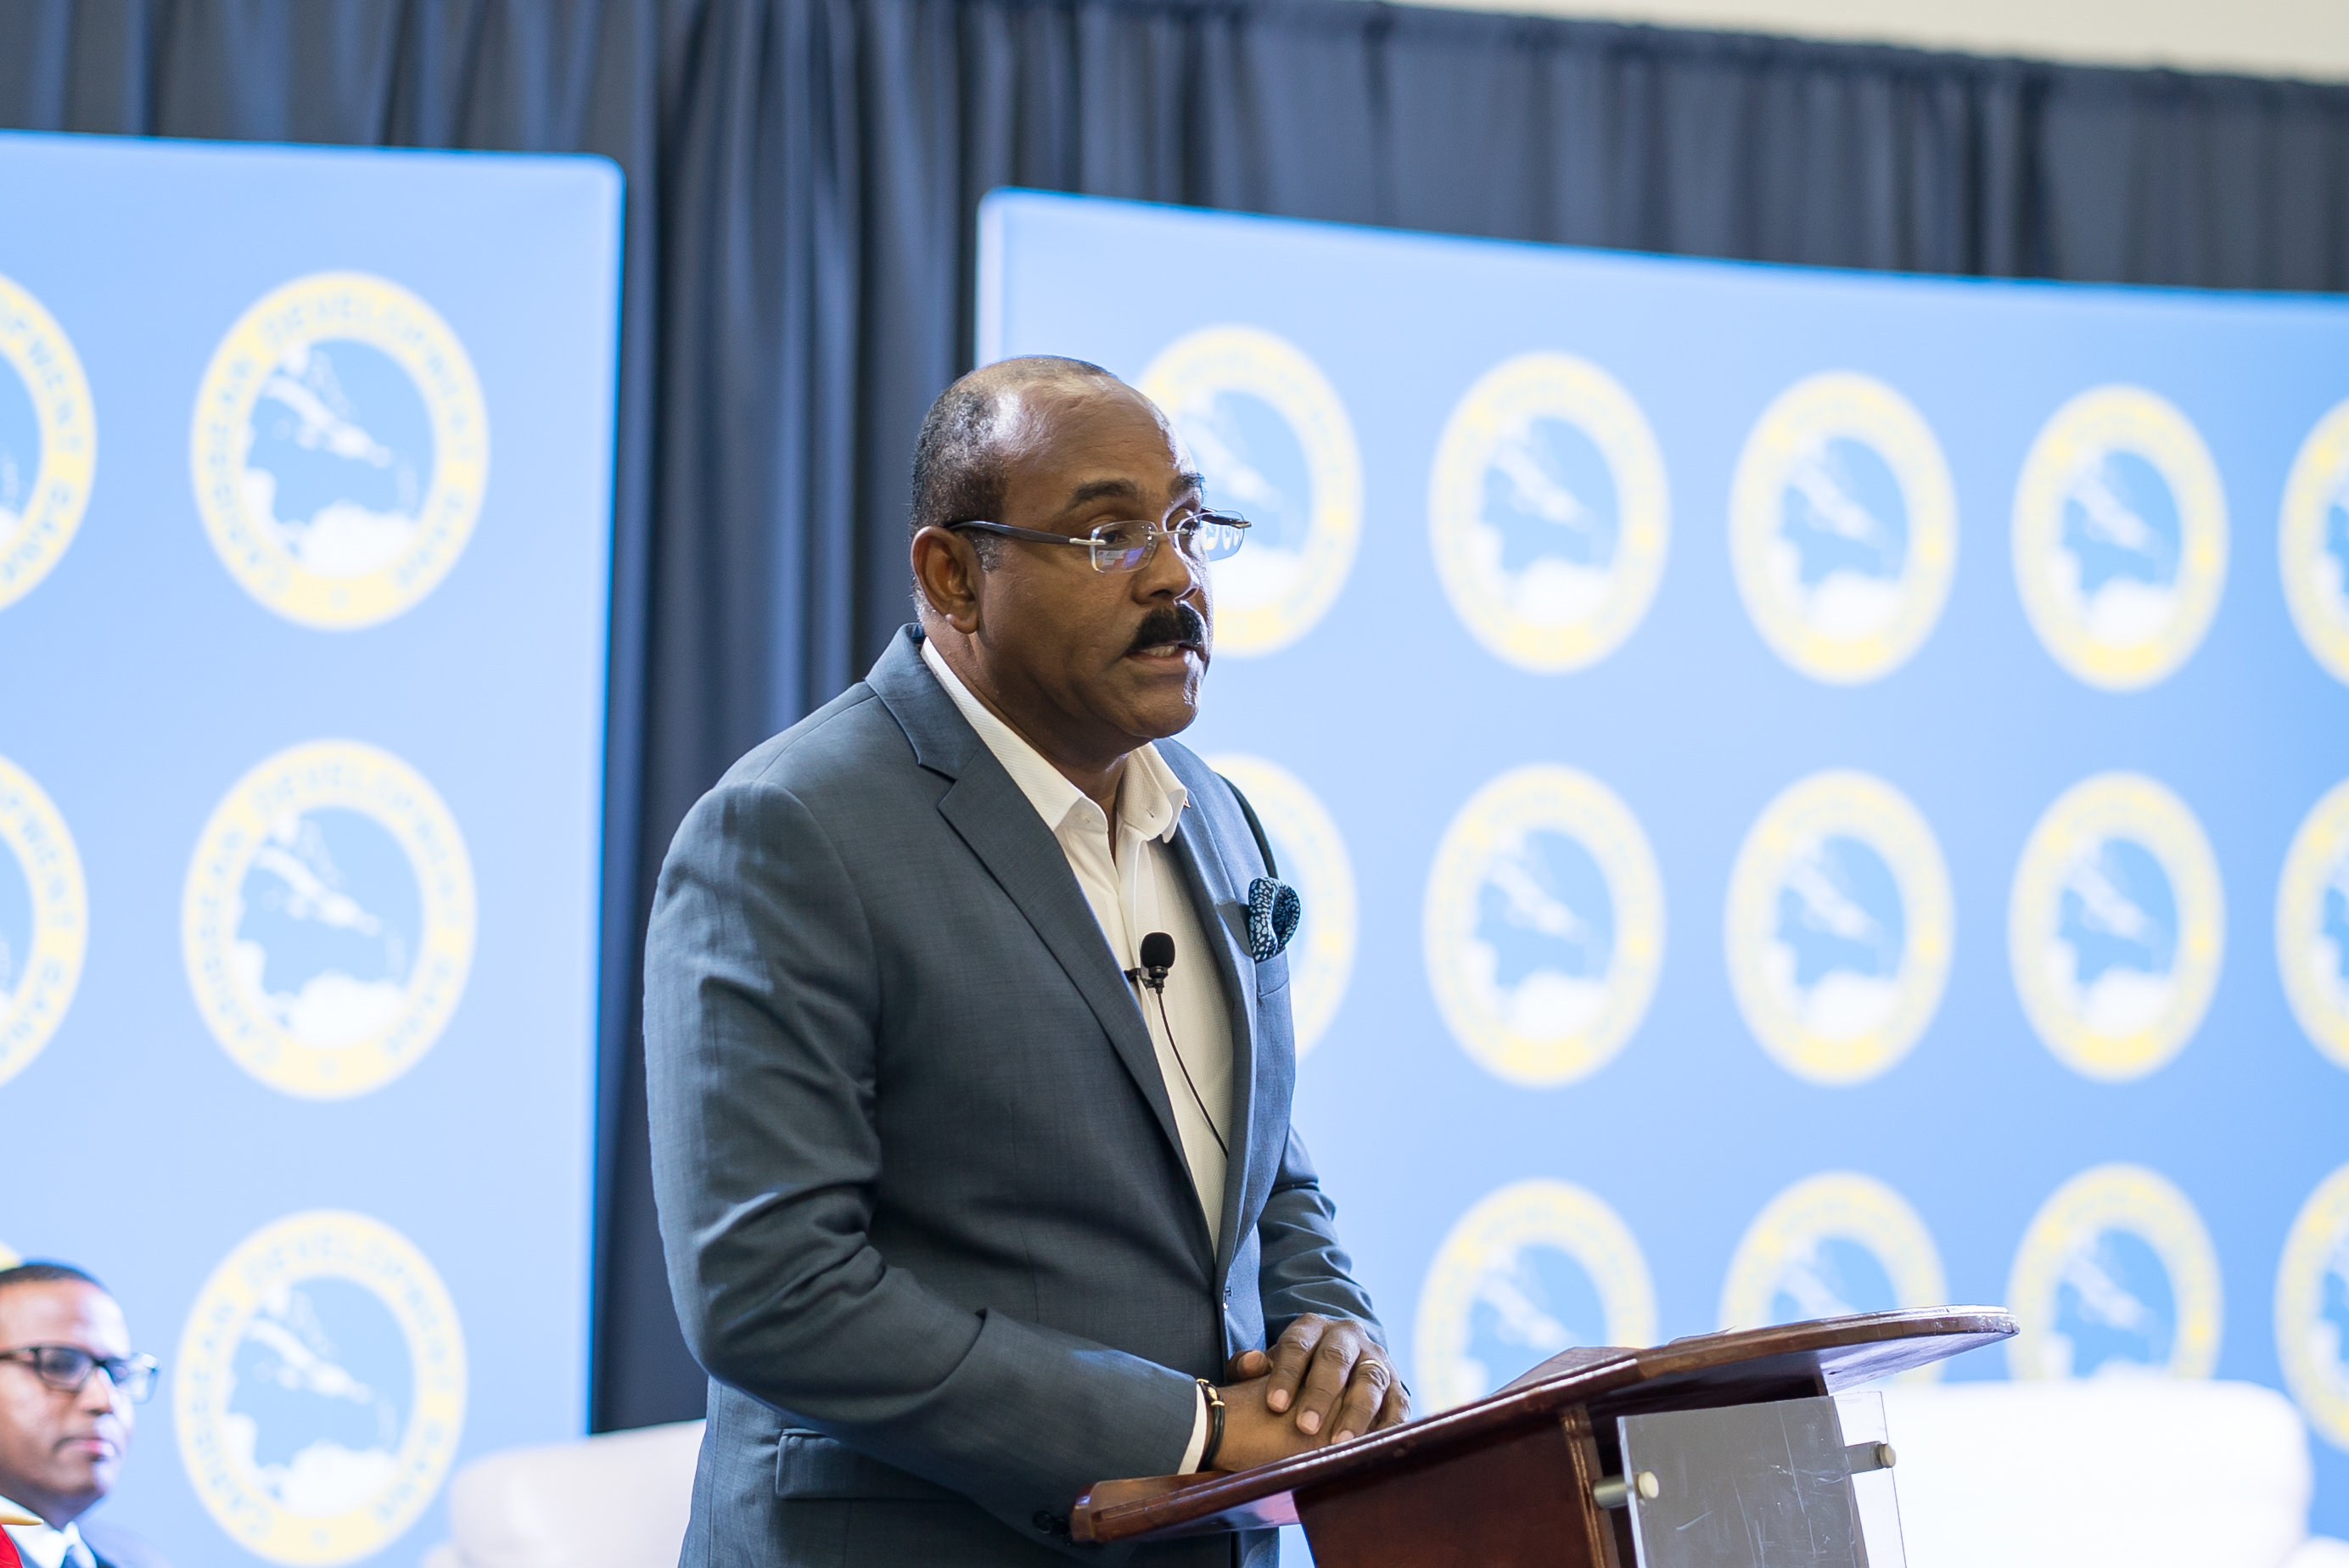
[1617,1392,1904,1568]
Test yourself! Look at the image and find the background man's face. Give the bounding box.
[0,1283,134,1526]
[978,382,1215,752]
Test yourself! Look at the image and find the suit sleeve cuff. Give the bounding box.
[1177,1382,1209,1474]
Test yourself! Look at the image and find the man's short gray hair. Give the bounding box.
[908,356,1126,560]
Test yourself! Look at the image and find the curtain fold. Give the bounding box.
[6,0,2349,1429]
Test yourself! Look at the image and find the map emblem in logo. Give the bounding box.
[1139,326,1360,657]
[1424,764,1664,1087]
[1415,1179,1657,1411]
[1718,1173,1948,1376]
[2010,772,2222,1081]
[1725,771,1953,1085]
[0,754,87,1089]
[2008,1163,2221,1380]
[176,1210,466,1565]
[192,272,488,629]
[2276,1162,2349,1450]
[183,741,475,1098]
[1204,753,1356,1056]
[2280,781,2349,1072]
[1427,352,1669,672]
[0,272,97,611]
[2013,385,2226,690]
[1730,372,1957,683]
[2282,398,2349,685]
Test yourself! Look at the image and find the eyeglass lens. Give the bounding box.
[15,1346,159,1403]
[1089,516,1246,573]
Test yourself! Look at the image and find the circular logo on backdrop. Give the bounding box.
[2013,385,2226,690]
[0,755,87,1089]
[2281,400,2349,685]
[1138,326,1360,657]
[1427,352,1669,672]
[1718,1173,1948,1369]
[2010,773,2223,1081]
[1730,372,1957,683]
[1203,753,1356,1056]
[1424,765,1664,1087]
[2279,781,2349,1071]
[0,272,97,611]
[191,272,488,630]
[2008,1163,2221,1380]
[1415,1179,1657,1411]
[1724,771,1953,1085]
[183,742,474,1098]
[2276,1162,2349,1451]
[176,1210,465,1565]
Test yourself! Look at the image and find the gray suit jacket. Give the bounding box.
[645,626,1380,1567]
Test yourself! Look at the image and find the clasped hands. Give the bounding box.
[1208,1313,1410,1472]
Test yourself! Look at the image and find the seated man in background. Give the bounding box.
[0,1263,160,1568]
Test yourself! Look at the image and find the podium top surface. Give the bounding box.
[1074,1307,2015,1545]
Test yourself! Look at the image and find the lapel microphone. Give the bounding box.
[1134,931,1175,993]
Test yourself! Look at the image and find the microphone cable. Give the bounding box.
[1127,932,1228,1157]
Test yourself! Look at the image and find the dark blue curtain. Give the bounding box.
[8,0,2349,1431]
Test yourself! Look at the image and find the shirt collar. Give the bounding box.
[920,636,1186,843]
[0,1494,87,1568]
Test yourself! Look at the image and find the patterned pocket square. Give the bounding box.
[1247,876,1302,962]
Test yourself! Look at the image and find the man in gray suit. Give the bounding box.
[646,356,1403,1566]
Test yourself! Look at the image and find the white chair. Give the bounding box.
[422,1420,704,1568]
[1881,1379,2346,1568]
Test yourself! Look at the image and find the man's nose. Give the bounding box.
[75,1367,123,1414]
[1139,525,1204,597]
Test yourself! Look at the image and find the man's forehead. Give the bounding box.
[0,1282,127,1347]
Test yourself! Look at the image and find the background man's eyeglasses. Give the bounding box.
[945,511,1250,574]
[0,1345,160,1404]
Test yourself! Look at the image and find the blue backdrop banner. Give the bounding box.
[981,189,2349,1537]
[0,132,619,1567]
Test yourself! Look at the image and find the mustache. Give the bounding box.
[1128,602,1209,656]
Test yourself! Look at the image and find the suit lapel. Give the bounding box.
[870,631,1196,1213]
[1165,802,1262,1281]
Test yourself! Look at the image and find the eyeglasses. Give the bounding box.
[0,1346,160,1404]
[945,511,1250,574]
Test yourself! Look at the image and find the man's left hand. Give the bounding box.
[1225,1313,1409,1445]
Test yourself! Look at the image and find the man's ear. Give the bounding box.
[911,526,985,634]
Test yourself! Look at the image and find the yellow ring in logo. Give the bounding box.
[1724,771,1952,1086]
[1427,352,1669,673]
[1414,1178,1657,1412]
[175,1210,466,1565]
[2006,1163,2221,1380]
[2275,1162,2349,1450]
[1203,753,1355,1057]
[1424,764,1664,1088]
[2010,772,2222,1082]
[2013,385,2226,691]
[0,753,87,1089]
[182,741,475,1099]
[0,272,97,611]
[1718,1173,1947,1380]
[1140,325,1360,657]
[1730,372,1957,684]
[191,272,488,629]
[2281,398,2349,686]
[2279,779,2349,1072]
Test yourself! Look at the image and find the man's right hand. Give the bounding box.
[1207,1375,1333,1472]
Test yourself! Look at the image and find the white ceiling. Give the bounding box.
[1396,0,2349,83]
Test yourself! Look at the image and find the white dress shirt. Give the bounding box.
[0,1495,94,1568]
[921,637,1233,1470]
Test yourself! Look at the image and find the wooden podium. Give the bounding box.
[1074,1308,2015,1567]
